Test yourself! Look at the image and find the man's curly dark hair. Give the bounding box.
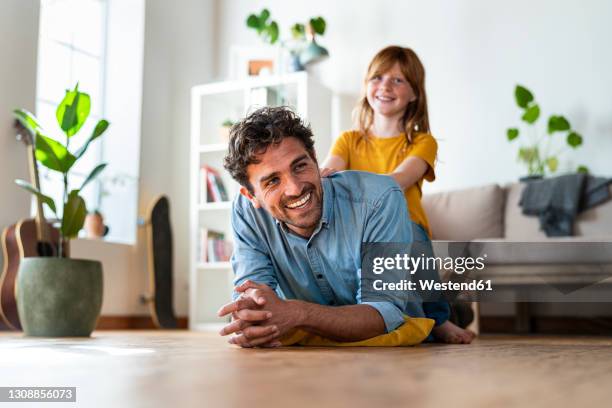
[223,106,317,192]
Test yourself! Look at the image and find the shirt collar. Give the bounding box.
[320,177,334,228]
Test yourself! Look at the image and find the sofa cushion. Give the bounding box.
[422,184,504,240]
[504,183,548,240]
[504,182,612,239]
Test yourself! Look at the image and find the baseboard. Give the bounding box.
[96,315,188,330]
[0,316,188,332]
[480,316,612,335]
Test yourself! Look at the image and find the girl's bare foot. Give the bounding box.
[431,320,476,344]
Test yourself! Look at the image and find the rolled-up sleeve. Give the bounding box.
[361,301,405,332]
[359,183,423,332]
[230,203,278,300]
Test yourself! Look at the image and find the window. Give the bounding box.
[36,0,145,244]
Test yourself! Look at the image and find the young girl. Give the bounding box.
[321,45,475,344]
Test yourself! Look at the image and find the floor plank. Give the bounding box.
[1,331,611,408]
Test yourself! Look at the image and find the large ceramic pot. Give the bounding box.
[17,258,103,337]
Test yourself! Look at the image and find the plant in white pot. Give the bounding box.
[13,83,109,337]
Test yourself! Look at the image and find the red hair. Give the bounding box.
[354,45,431,145]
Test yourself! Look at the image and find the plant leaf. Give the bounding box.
[75,119,109,159]
[291,23,305,39]
[56,84,91,137]
[246,14,260,30]
[567,131,583,148]
[259,9,270,24]
[546,157,559,173]
[15,179,57,213]
[310,17,326,35]
[35,134,77,173]
[577,165,589,174]
[507,128,519,141]
[547,115,571,134]
[518,146,539,163]
[61,190,87,238]
[521,104,540,124]
[13,109,42,135]
[80,163,107,191]
[264,21,279,44]
[515,85,534,108]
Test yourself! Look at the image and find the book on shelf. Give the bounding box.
[199,228,233,263]
[200,165,229,204]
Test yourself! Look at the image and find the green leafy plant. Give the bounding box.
[246,9,327,50]
[14,83,109,256]
[291,17,326,41]
[221,119,236,128]
[246,9,279,45]
[507,84,587,176]
[291,23,305,40]
[285,17,327,62]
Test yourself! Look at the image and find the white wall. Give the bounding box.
[0,0,39,261]
[1,0,216,319]
[138,0,216,316]
[73,0,217,316]
[216,0,612,193]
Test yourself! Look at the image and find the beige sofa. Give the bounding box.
[422,182,612,332]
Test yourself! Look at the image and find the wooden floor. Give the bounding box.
[1,331,612,408]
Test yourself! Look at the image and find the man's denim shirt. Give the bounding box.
[230,171,421,332]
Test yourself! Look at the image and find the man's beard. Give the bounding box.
[277,183,323,233]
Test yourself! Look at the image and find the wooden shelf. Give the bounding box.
[190,73,330,326]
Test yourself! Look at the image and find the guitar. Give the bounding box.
[0,120,65,330]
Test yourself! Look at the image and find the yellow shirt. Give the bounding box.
[330,130,437,238]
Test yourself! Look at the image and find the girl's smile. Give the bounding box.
[366,62,416,120]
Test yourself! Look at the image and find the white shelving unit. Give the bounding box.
[189,72,331,330]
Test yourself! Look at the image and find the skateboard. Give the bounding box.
[143,195,178,329]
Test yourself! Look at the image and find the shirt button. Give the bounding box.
[316,274,323,279]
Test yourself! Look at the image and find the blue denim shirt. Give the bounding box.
[230,171,425,332]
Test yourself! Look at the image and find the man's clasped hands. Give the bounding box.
[217,280,301,348]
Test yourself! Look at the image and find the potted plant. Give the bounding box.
[292,17,328,67]
[13,83,109,337]
[246,9,329,72]
[506,84,588,180]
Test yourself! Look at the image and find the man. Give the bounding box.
[218,106,474,347]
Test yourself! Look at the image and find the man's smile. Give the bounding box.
[285,191,312,210]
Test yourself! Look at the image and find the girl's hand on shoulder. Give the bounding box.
[320,167,339,178]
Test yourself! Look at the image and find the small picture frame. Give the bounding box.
[228,45,279,79]
[248,59,274,76]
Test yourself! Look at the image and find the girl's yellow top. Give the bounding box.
[330,130,437,238]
